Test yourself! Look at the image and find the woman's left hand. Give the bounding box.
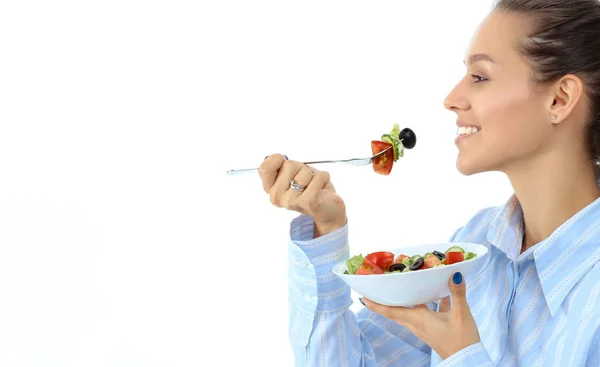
[361,272,481,360]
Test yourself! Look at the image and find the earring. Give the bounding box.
[552,115,557,120]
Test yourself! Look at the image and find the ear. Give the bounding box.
[549,74,584,124]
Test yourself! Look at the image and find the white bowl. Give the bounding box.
[332,242,488,306]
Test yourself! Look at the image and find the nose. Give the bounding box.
[443,79,470,113]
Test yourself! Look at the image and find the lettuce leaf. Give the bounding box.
[387,123,404,161]
[345,254,364,274]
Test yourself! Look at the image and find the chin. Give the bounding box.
[456,155,490,176]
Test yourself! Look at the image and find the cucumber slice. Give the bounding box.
[465,252,477,260]
[446,246,465,253]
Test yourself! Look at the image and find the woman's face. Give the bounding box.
[444,11,555,176]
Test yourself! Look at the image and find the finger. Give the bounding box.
[302,170,331,208]
[448,272,469,316]
[288,165,315,196]
[438,296,451,313]
[280,165,315,210]
[268,160,304,206]
[258,154,288,193]
[361,297,422,327]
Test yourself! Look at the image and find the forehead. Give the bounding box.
[465,11,531,65]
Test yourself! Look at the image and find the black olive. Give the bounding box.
[389,263,406,272]
[399,128,417,149]
[409,257,424,270]
[433,251,445,261]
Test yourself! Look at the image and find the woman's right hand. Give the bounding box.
[259,154,347,238]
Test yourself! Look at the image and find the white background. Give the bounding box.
[0,1,514,366]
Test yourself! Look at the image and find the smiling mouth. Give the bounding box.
[456,126,480,137]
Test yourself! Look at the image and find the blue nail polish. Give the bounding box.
[284,155,289,160]
[359,298,365,306]
[453,272,463,285]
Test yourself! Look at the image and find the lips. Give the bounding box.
[456,120,481,129]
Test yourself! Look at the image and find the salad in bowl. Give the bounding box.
[332,242,488,306]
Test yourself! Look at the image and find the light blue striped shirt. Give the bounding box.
[288,194,600,366]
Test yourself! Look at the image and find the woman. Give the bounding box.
[259,0,600,365]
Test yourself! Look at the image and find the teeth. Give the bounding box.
[457,126,480,136]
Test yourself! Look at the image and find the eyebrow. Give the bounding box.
[463,53,495,65]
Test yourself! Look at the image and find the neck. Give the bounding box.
[506,151,600,254]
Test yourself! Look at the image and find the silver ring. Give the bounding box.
[290,179,306,192]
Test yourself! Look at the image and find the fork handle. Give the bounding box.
[226,168,259,175]
[226,160,334,175]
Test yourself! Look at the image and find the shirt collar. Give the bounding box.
[486,194,524,262]
[533,196,600,317]
[487,191,600,317]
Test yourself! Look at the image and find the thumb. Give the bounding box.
[448,272,469,315]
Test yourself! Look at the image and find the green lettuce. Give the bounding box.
[382,123,404,161]
[345,254,365,274]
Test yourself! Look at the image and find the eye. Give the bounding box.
[471,74,488,83]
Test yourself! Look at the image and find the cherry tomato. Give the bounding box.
[371,140,394,175]
[356,258,384,275]
[365,251,395,271]
[446,251,465,264]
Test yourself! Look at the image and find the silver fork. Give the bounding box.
[226,145,394,175]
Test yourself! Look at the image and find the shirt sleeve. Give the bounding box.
[435,343,494,367]
[288,214,433,366]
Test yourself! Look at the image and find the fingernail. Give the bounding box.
[359,298,365,306]
[284,155,289,160]
[453,272,463,285]
[264,155,269,160]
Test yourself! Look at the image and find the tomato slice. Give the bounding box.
[371,140,394,175]
[394,254,409,264]
[446,251,464,264]
[355,257,384,275]
[422,254,442,269]
[365,251,395,271]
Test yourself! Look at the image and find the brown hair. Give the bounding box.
[493,0,600,162]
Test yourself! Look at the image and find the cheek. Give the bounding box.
[473,87,543,146]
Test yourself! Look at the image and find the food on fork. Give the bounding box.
[371,124,417,175]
